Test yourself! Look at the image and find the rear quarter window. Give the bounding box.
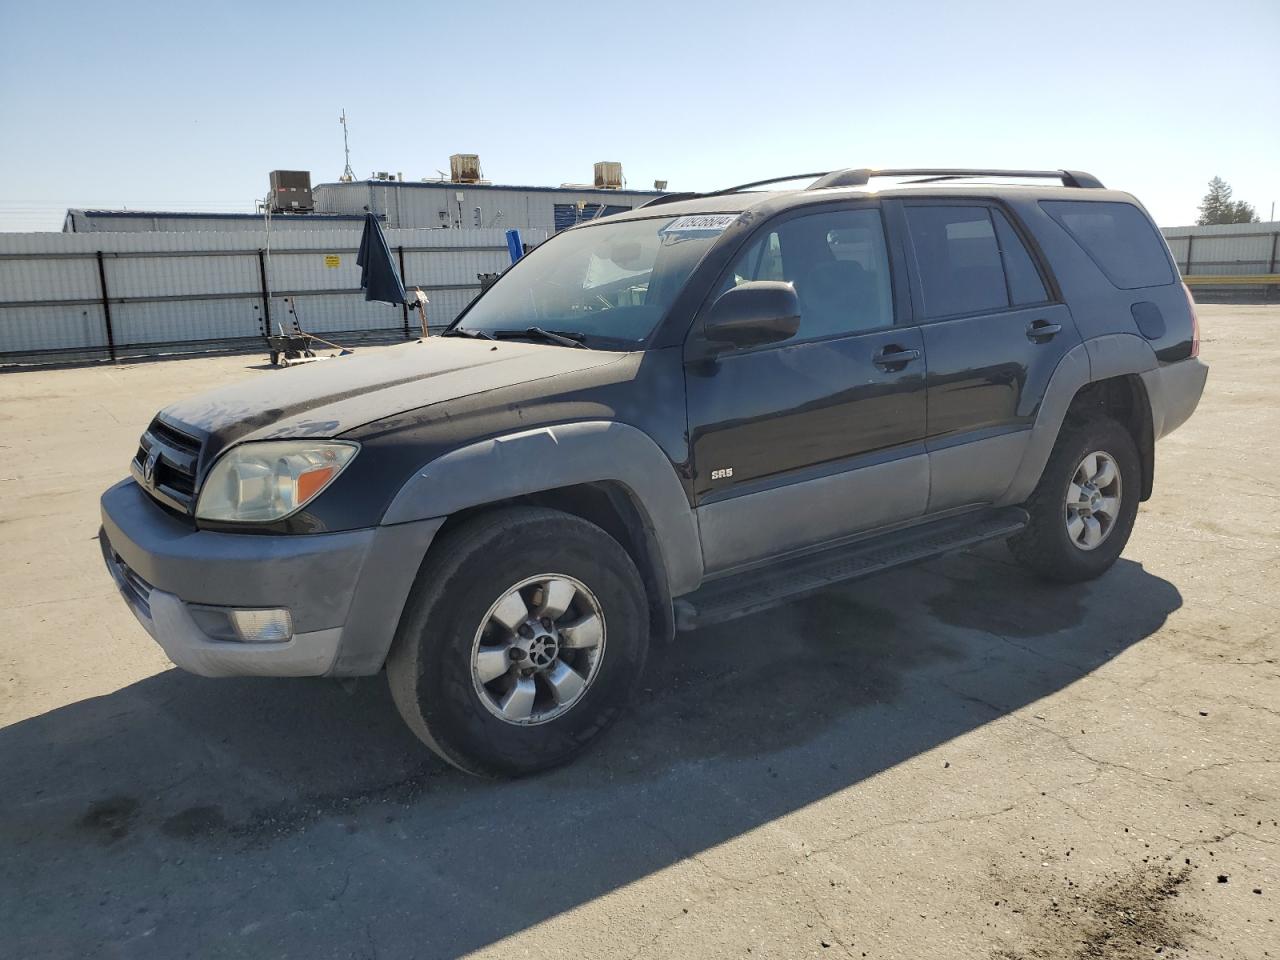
[1040,200,1174,290]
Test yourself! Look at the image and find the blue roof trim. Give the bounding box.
[315,180,666,196]
[67,210,367,221]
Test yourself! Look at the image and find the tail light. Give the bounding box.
[1182,282,1200,358]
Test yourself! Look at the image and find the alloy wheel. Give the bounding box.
[1064,450,1122,551]
[470,574,606,725]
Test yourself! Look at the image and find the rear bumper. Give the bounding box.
[99,479,442,677]
[1142,357,1209,440]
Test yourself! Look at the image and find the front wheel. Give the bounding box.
[1009,417,1141,583]
[386,507,649,777]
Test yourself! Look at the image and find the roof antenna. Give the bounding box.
[339,109,356,183]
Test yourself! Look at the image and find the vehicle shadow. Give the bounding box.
[0,549,1182,959]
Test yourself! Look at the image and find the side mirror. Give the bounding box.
[703,281,800,349]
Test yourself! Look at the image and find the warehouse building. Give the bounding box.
[62,210,368,233]
[312,156,663,233]
[313,182,662,233]
[63,159,665,236]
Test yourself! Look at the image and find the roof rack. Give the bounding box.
[636,167,1104,209]
[806,168,1105,189]
[637,191,702,209]
[709,172,834,196]
[637,173,833,208]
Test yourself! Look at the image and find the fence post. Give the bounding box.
[1270,232,1278,275]
[1184,235,1193,276]
[95,251,117,361]
[256,249,272,333]
[397,245,410,338]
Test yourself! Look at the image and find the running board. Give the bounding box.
[675,507,1028,631]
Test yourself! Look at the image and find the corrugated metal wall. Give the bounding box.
[0,227,546,362]
[1161,222,1280,276]
[313,181,661,233]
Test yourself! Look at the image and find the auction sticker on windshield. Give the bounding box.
[662,214,739,235]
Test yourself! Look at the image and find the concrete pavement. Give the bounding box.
[0,306,1275,959]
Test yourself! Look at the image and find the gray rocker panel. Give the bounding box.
[696,451,930,575]
[381,420,704,597]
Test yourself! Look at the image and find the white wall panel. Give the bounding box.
[0,227,546,357]
[0,304,110,352]
[0,256,100,303]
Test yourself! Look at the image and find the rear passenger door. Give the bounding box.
[894,200,1081,513]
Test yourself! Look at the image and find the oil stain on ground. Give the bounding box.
[990,862,1198,960]
[77,795,140,845]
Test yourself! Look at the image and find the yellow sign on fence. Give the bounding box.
[323,255,341,268]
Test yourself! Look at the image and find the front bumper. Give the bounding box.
[99,479,443,678]
[101,536,344,676]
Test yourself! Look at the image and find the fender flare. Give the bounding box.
[998,334,1158,506]
[381,420,704,597]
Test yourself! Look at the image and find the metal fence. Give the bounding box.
[1161,223,1280,302]
[0,226,546,364]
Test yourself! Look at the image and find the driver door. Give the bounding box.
[685,203,930,574]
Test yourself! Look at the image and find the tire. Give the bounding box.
[386,506,649,777]
[1009,416,1141,583]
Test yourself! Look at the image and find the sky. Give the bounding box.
[0,0,1276,231]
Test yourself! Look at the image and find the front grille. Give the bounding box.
[132,417,203,514]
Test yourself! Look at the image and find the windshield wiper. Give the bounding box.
[441,326,497,341]
[491,327,589,349]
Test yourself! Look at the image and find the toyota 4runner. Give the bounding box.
[100,167,1208,776]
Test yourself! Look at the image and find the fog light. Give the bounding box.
[228,608,293,643]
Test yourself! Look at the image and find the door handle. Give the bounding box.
[1026,319,1062,342]
[873,345,920,370]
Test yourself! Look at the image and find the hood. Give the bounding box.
[158,338,625,459]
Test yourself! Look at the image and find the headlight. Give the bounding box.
[195,440,359,522]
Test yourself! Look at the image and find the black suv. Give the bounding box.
[100,167,1208,776]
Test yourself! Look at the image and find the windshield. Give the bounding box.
[454,214,737,347]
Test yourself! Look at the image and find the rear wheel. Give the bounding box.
[386,507,649,777]
[1009,417,1140,583]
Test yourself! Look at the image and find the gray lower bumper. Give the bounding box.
[1141,357,1209,440]
[99,479,443,678]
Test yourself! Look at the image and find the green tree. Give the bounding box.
[1198,177,1260,225]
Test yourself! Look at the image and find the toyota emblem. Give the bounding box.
[143,450,159,486]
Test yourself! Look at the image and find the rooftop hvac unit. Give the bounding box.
[268,170,313,213]
[594,161,623,189]
[450,154,482,183]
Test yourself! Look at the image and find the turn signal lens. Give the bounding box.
[196,440,358,522]
[295,465,337,504]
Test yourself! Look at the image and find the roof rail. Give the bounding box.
[637,172,835,208]
[635,168,1104,211]
[708,172,834,196]
[637,191,703,209]
[807,168,1105,189]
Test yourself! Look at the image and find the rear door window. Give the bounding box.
[905,206,1008,318]
[1040,200,1174,289]
[991,208,1048,305]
